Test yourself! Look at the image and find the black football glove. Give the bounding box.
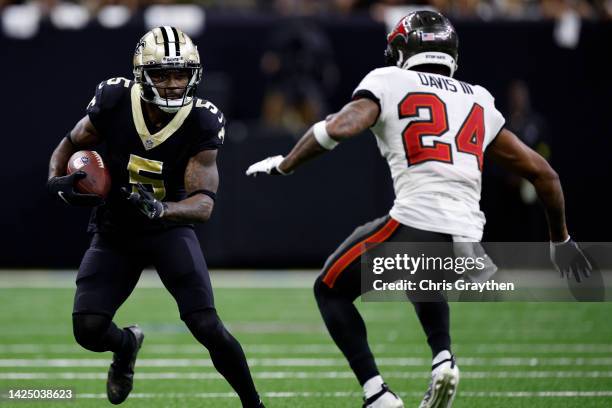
[47,171,104,207]
[121,183,166,220]
[550,238,592,283]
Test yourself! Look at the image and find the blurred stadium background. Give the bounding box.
[1,0,611,268]
[1,1,611,407]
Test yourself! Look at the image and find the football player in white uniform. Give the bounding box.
[247,11,591,408]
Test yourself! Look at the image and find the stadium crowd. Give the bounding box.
[1,0,611,20]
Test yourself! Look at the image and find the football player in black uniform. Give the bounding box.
[47,27,264,407]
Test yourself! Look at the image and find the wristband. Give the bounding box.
[275,163,290,175]
[188,189,217,201]
[551,235,571,245]
[160,202,168,218]
[313,121,339,150]
[65,132,77,146]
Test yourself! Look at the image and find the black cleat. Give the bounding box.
[106,325,144,405]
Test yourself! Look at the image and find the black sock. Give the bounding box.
[412,301,451,358]
[72,313,128,354]
[117,327,136,358]
[314,280,379,385]
[184,310,260,408]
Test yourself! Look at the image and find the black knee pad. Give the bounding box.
[72,313,112,352]
[183,309,228,349]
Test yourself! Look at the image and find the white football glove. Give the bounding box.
[245,155,291,176]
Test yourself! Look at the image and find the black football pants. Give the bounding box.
[73,226,214,317]
[72,227,260,407]
[313,215,452,385]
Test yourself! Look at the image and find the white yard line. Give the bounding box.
[0,270,318,289]
[1,343,611,354]
[1,357,612,367]
[8,269,606,289]
[0,323,327,336]
[2,371,612,380]
[54,390,612,399]
[461,391,612,398]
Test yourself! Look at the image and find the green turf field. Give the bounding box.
[1,271,611,407]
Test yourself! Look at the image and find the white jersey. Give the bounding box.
[353,67,505,241]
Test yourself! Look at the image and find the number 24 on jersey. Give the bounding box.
[399,92,485,171]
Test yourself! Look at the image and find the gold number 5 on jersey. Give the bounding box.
[127,154,165,200]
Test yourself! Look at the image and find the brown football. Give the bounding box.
[66,150,111,199]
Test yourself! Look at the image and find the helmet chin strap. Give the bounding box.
[402,52,458,77]
[158,105,182,113]
[396,50,404,68]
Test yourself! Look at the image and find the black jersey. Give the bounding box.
[85,77,225,233]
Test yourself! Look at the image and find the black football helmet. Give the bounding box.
[384,11,459,77]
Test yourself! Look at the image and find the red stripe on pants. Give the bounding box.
[322,218,400,288]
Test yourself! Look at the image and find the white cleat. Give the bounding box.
[363,383,404,408]
[419,355,459,408]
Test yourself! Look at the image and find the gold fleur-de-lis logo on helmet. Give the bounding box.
[134,39,146,56]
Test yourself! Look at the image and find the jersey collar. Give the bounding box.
[130,84,193,150]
